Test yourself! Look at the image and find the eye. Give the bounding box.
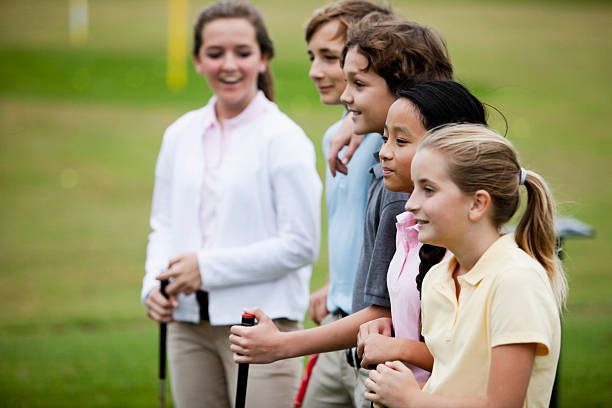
[307,54,314,62]
[237,50,252,58]
[355,81,365,88]
[424,186,435,195]
[324,54,339,62]
[381,135,389,143]
[206,51,222,59]
[396,138,408,145]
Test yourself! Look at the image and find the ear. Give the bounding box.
[258,53,270,74]
[468,189,491,222]
[193,54,204,76]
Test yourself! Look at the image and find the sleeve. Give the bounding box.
[363,194,408,307]
[489,267,558,356]
[198,126,322,289]
[141,128,175,304]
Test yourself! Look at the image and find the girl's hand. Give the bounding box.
[365,361,421,408]
[229,307,287,364]
[357,317,393,366]
[145,286,175,323]
[157,253,201,303]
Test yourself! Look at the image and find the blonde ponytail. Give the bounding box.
[515,171,568,310]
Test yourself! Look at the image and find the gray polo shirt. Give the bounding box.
[351,161,411,313]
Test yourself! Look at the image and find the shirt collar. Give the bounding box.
[453,233,517,286]
[201,90,271,130]
[370,152,382,178]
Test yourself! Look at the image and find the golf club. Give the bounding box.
[235,312,256,408]
[158,279,169,408]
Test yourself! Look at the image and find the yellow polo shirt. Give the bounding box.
[421,234,560,407]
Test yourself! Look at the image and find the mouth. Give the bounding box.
[220,76,242,85]
[381,166,394,176]
[317,84,334,92]
[347,108,361,118]
[414,219,429,229]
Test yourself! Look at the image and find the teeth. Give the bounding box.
[221,77,240,83]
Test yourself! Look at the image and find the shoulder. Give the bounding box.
[493,248,551,292]
[381,188,411,212]
[423,258,451,291]
[163,106,207,142]
[323,118,344,142]
[261,105,314,153]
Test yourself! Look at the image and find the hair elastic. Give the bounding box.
[519,168,527,185]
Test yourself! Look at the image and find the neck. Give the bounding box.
[449,226,501,276]
[215,91,258,122]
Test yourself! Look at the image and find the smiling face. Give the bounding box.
[405,148,474,249]
[193,18,269,120]
[307,20,346,105]
[340,46,396,134]
[379,99,428,193]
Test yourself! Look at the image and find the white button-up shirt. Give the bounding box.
[142,92,322,325]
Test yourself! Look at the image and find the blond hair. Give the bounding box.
[419,124,567,310]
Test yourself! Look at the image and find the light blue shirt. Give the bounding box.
[323,118,382,315]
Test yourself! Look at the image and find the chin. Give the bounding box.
[383,179,403,193]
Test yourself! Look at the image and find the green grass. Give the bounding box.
[0,0,611,406]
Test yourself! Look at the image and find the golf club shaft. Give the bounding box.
[159,279,170,408]
[235,313,256,408]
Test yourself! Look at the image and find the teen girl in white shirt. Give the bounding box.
[141,2,321,407]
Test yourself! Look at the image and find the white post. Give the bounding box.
[69,0,89,46]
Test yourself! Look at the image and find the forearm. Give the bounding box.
[281,305,391,358]
[399,339,434,371]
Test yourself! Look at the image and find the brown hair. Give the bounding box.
[304,0,393,43]
[341,14,453,94]
[419,124,567,310]
[193,0,275,100]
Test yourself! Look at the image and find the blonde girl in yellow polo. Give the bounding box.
[364,124,567,408]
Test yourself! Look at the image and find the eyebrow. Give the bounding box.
[389,125,412,135]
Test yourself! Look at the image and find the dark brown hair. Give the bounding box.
[305,0,393,43]
[193,0,275,100]
[341,14,453,94]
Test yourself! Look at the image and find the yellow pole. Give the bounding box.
[69,0,89,46]
[167,0,188,92]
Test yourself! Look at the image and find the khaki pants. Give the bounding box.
[301,313,356,408]
[352,366,372,408]
[168,319,302,408]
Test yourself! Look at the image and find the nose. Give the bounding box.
[309,58,323,81]
[379,138,392,162]
[221,52,238,71]
[340,85,352,105]
[405,192,418,212]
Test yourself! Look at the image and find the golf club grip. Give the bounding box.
[235,313,256,408]
[159,280,170,381]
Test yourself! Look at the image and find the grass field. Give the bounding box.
[0,0,611,406]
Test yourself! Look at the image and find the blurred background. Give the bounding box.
[0,0,610,406]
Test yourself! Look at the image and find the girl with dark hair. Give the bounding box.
[141,1,321,407]
[365,124,565,407]
[356,81,488,383]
